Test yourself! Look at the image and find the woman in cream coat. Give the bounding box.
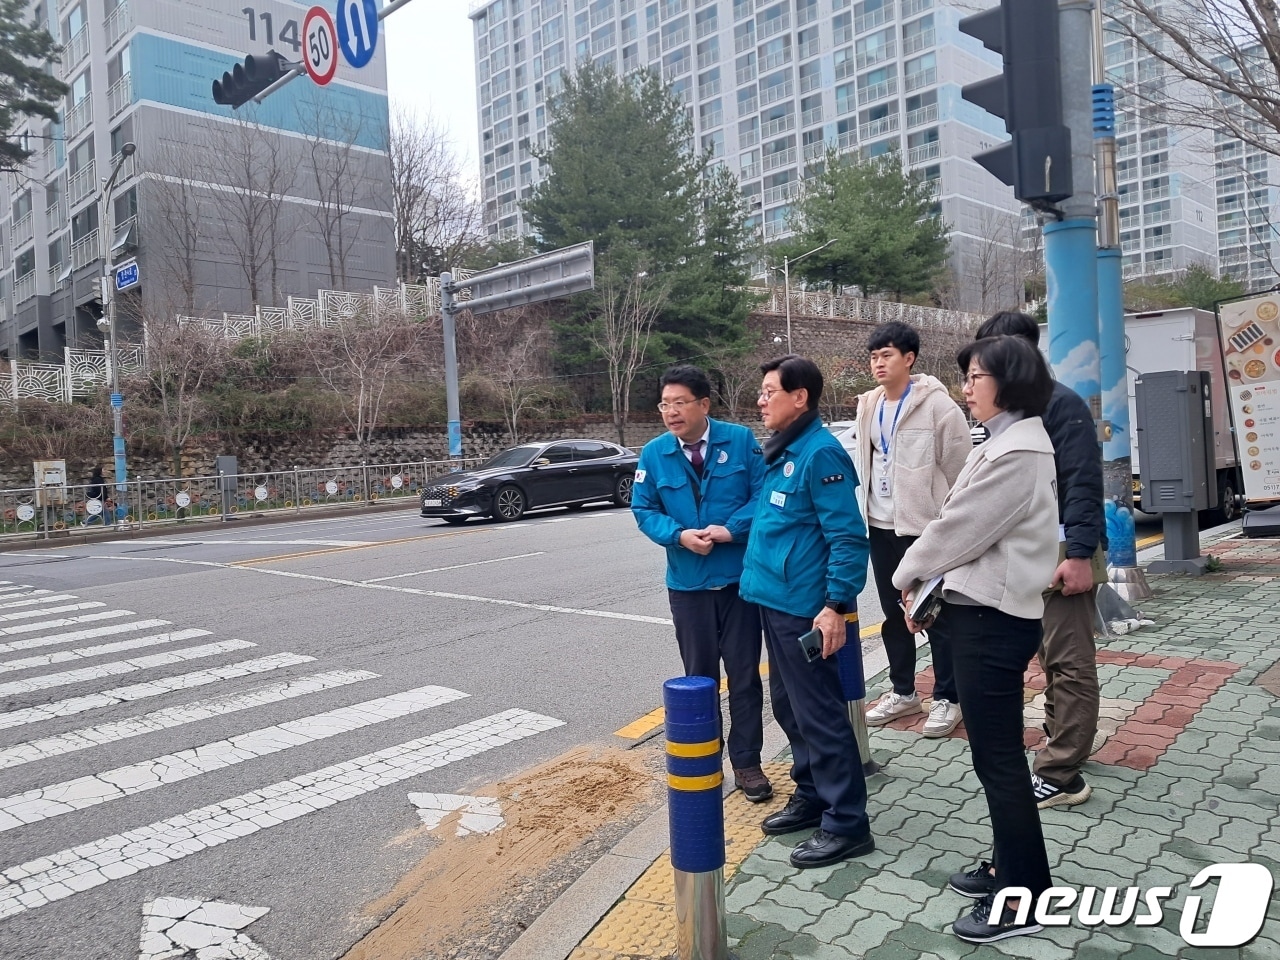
[894,334,1059,945]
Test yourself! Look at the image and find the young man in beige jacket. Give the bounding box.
[854,322,972,736]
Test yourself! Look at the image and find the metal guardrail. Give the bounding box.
[0,458,484,543]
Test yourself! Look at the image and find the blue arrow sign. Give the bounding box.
[114,260,139,292]
[335,0,378,69]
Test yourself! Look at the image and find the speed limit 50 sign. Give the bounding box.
[303,5,338,86]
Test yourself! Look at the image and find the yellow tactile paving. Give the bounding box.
[568,761,792,959]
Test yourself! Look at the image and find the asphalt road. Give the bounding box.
[0,502,886,960]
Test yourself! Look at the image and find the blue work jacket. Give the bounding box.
[632,418,766,591]
[740,416,869,619]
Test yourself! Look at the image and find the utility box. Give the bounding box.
[215,455,239,516]
[1136,370,1216,514]
[33,459,68,507]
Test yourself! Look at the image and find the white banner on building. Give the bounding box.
[1217,293,1280,503]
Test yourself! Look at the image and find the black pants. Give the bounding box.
[868,525,957,702]
[760,605,870,839]
[668,584,765,769]
[947,602,1052,898]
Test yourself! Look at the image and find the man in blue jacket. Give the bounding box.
[741,354,875,868]
[633,364,772,802]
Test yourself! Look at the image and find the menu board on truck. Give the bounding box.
[1217,293,1280,503]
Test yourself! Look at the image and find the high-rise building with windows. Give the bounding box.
[1,0,395,362]
[468,0,1039,310]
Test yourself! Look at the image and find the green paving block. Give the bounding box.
[783,930,859,959]
[866,870,941,904]
[725,874,778,913]
[895,810,949,844]
[1035,920,1095,950]
[766,882,835,917]
[1177,810,1231,846]
[831,910,901,955]
[743,852,803,884]
[735,919,796,960]
[742,895,816,932]
[844,883,923,921]
[811,859,877,899]
[906,892,970,935]
[983,930,1074,960]
[881,841,949,884]
[726,912,765,942]
[1071,929,1143,959]
[786,861,847,893]
[798,899,871,944]
[886,920,982,959]
[1242,933,1280,960]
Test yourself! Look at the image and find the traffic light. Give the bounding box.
[212,51,290,109]
[960,0,1072,206]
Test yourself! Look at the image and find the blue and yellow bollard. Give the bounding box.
[834,609,879,776]
[664,675,734,960]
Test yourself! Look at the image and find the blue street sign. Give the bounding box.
[114,260,139,292]
[335,0,378,69]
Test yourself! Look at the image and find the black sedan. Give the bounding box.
[420,439,638,523]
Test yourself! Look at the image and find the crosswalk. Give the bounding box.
[0,578,564,925]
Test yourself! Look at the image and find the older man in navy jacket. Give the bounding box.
[633,364,771,801]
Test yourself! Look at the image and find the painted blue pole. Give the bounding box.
[1098,246,1129,488]
[664,676,732,960]
[834,609,878,775]
[1045,218,1101,416]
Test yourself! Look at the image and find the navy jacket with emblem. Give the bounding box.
[632,418,766,591]
[740,415,869,619]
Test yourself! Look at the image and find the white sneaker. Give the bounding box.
[923,699,962,737]
[866,691,923,726]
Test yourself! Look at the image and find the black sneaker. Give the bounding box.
[948,861,997,898]
[1032,773,1092,809]
[733,766,774,803]
[952,894,1043,943]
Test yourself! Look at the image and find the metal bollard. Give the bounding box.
[834,610,880,776]
[664,676,735,960]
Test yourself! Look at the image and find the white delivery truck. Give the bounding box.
[1126,307,1241,521]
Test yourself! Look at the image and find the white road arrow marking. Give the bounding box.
[139,897,271,960]
[408,793,505,835]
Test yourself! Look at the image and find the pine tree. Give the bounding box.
[1,0,69,172]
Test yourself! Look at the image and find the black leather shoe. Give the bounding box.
[789,829,876,868]
[760,795,823,835]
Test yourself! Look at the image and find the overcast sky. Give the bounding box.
[384,0,481,181]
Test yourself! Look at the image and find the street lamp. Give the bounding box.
[97,141,136,523]
[783,238,835,351]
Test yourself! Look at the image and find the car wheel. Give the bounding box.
[1217,477,1239,524]
[493,484,526,521]
[441,517,468,526]
[613,474,634,507]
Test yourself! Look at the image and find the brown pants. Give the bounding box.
[1032,588,1099,787]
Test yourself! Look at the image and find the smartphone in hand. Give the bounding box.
[798,627,824,662]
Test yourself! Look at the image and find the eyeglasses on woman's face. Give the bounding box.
[962,372,994,390]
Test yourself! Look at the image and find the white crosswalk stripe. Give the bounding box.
[0,600,96,621]
[0,669,379,771]
[0,618,172,656]
[0,639,256,696]
[0,628,212,675]
[0,583,566,928]
[0,653,317,731]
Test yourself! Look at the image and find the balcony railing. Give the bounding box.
[46,195,67,227]
[12,211,34,247]
[740,162,760,180]
[14,271,36,304]
[798,37,820,58]
[733,0,754,19]
[762,146,796,170]
[662,26,690,50]
[761,113,795,137]
[590,5,614,26]
[108,73,133,118]
[857,76,897,104]
[700,77,721,97]
[757,12,789,39]
[802,139,826,159]
[900,0,931,16]
[65,97,93,140]
[903,66,936,92]
[906,141,940,165]
[762,218,790,238]
[738,94,759,112]
[734,30,756,52]
[856,42,894,69]
[799,70,822,93]
[859,113,898,140]
[906,102,937,128]
[902,28,934,55]
[697,48,718,69]
[68,159,97,206]
[1144,184,1170,201]
[1143,208,1171,225]
[701,108,724,127]
[696,15,717,36]
[59,24,90,79]
[836,129,856,150]
[801,105,822,126]
[854,3,892,34]
[48,261,66,287]
[760,79,793,105]
[105,0,133,48]
[763,180,799,204]
[739,128,760,149]
[762,48,791,70]
[1141,160,1168,177]
[736,62,757,84]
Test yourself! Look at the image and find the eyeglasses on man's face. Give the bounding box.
[657,398,701,413]
[962,372,993,389]
[758,387,791,401]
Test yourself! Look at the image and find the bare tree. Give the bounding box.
[144,145,205,313]
[1108,0,1280,161]
[809,351,872,421]
[968,209,1030,315]
[589,259,669,446]
[298,307,425,458]
[298,101,369,288]
[458,305,556,443]
[386,108,484,282]
[706,338,768,421]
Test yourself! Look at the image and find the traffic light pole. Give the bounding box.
[1044,0,1101,427]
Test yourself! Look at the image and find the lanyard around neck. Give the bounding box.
[877,381,912,458]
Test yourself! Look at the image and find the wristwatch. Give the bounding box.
[824,599,848,615]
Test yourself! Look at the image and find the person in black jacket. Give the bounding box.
[973,312,1103,809]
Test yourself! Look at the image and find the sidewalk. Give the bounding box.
[558,528,1280,959]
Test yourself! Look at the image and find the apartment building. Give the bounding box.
[468,0,1034,310]
[1,0,395,362]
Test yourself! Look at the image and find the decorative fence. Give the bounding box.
[756,288,985,332]
[0,457,483,543]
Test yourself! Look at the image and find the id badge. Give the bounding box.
[876,473,891,497]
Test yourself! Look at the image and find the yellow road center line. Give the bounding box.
[231,528,477,565]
